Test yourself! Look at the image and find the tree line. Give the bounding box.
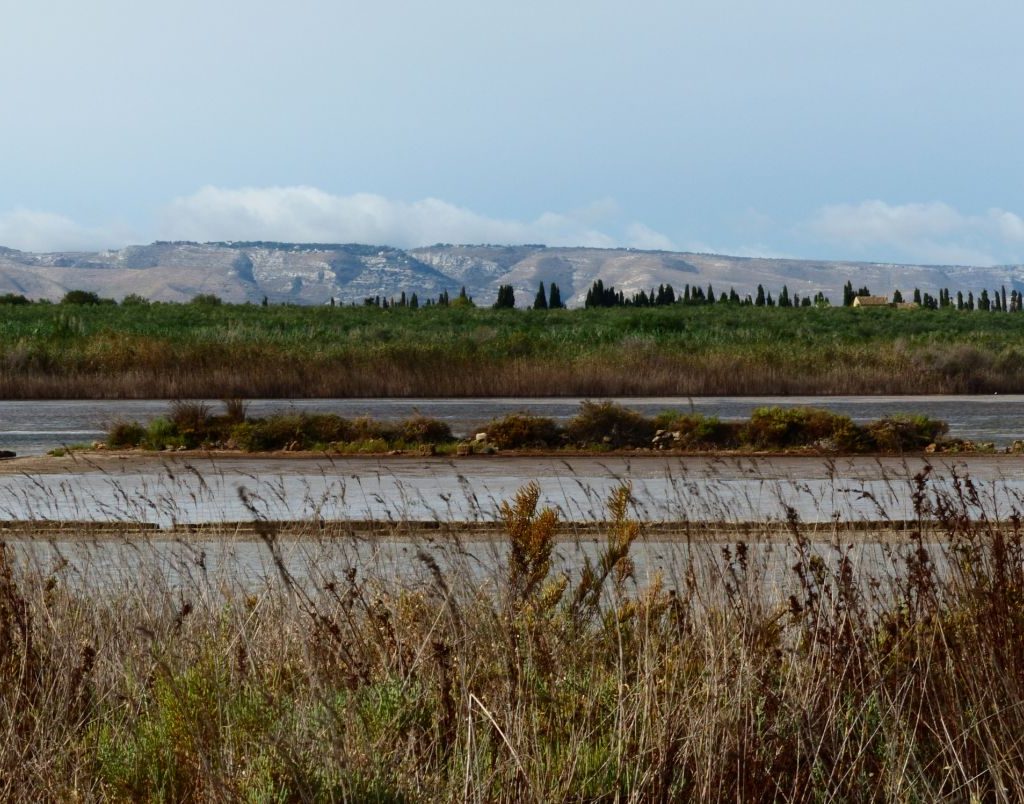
[583,280,828,309]
[3,279,1022,312]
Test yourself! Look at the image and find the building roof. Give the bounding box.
[852,295,890,307]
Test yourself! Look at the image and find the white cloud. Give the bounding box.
[625,223,676,251]
[0,208,123,252]
[0,189,678,253]
[158,186,674,249]
[803,200,1024,265]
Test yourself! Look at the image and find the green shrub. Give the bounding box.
[143,417,183,450]
[867,415,949,452]
[349,416,395,442]
[229,413,355,451]
[483,413,562,449]
[301,414,355,444]
[107,420,146,448]
[565,401,656,448]
[658,414,742,449]
[742,407,859,450]
[168,401,213,447]
[397,415,452,444]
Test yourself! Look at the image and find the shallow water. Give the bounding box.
[5,395,1024,455]
[7,532,911,596]
[0,455,1020,526]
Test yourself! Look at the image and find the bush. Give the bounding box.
[229,413,355,451]
[483,413,562,449]
[867,415,949,452]
[168,401,214,447]
[222,398,248,424]
[566,401,656,448]
[143,417,183,450]
[190,294,223,306]
[106,420,146,448]
[397,415,452,444]
[657,414,742,449]
[742,407,859,450]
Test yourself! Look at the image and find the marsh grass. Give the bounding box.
[2,465,1024,800]
[5,304,1024,397]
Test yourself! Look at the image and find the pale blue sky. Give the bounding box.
[2,0,1023,264]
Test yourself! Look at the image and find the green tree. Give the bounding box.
[61,289,103,305]
[548,283,563,309]
[533,282,548,310]
[493,285,515,309]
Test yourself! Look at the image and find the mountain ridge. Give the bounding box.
[0,241,1020,306]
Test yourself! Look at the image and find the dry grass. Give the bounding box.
[2,466,1024,800]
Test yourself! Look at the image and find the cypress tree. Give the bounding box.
[533,282,548,310]
[493,284,515,309]
[548,283,563,309]
[755,285,766,306]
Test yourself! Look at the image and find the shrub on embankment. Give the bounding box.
[107,401,454,452]
[104,400,959,454]
[4,476,1024,799]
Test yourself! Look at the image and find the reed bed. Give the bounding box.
[3,463,1024,800]
[3,304,1024,397]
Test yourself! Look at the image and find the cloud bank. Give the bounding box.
[5,190,1024,268]
[804,201,1024,266]
[158,186,674,251]
[0,209,121,252]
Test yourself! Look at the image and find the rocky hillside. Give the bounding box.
[0,241,1021,306]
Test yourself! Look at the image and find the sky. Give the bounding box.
[2,0,1024,265]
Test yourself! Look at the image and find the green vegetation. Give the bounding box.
[107,400,454,452]
[3,300,1024,397]
[103,400,962,454]
[4,476,1024,799]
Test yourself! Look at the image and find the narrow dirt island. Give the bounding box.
[77,398,1020,460]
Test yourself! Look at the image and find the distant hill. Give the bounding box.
[0,241,1020,306]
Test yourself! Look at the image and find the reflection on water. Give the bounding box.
[5,395,1024,455]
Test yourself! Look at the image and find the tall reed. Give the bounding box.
[2,467,1024,799]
